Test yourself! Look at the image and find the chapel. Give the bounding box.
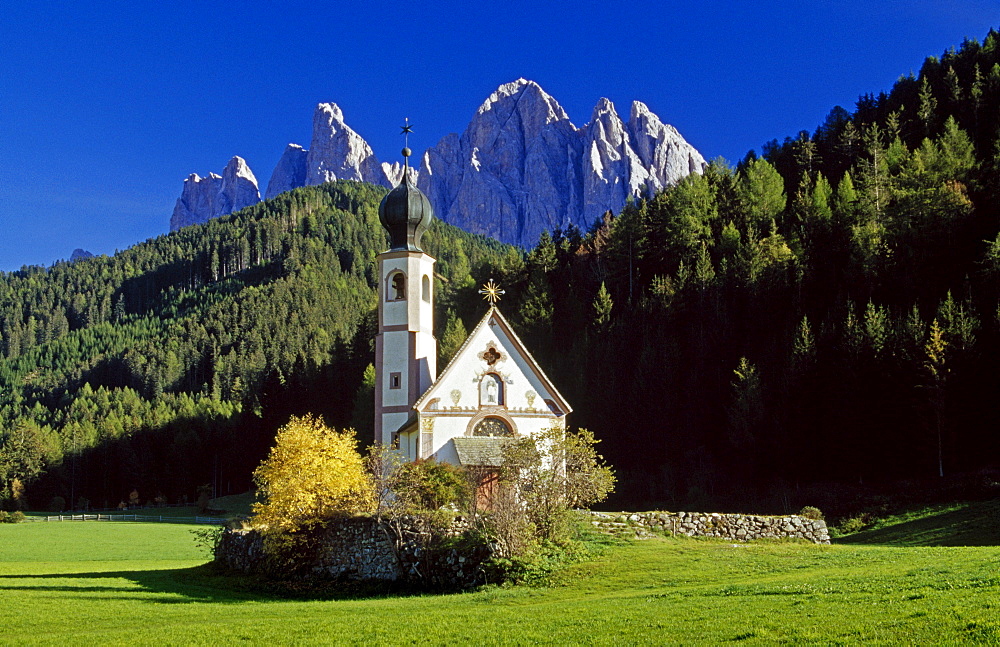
[373,141,570,472]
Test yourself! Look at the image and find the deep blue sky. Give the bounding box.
[0,1,997,271]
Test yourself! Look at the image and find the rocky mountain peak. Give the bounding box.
[587,98,628,148]
[626,100,706,185]
[265,144,308,200]
[319,102,344,123]
[306,102,384,186]
[477,78,571,125]
[170,156,261,231]
[170,80,706,247]
[418,80,706,246]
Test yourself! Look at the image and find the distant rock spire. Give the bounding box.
[170,156,261,231]
[306,102,386,186]
[265,144,308,200]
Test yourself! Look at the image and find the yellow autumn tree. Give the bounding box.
[251,415,373,532]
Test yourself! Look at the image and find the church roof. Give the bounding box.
[452,437,512,467]
[413,305,572,415]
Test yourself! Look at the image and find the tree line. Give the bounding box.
[0,181,509,510]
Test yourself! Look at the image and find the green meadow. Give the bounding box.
[1,505,999,645]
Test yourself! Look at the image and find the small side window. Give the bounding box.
[422,275,431,302]
[389,372,401,390]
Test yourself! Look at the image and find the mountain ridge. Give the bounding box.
[170,79,705,247]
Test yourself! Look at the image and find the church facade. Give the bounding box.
[374,148,569,469]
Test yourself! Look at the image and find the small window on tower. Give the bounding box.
[389,372,401,389]
[422,275,431,302]
[389,272,406,301]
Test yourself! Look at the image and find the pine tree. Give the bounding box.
[917,76,938,137]
[438,310,468,365]
[592,282,613,332]
[740,158,787,232]
[728,357,763,448]
[349,364,376,443]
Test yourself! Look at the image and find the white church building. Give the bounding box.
[374,146,570,470]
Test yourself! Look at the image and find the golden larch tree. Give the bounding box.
[251,415,373,532]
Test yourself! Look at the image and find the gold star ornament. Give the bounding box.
[479,279,505,304]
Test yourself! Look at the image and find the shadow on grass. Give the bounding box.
[837,500,1000,547]
[0,564,426,604]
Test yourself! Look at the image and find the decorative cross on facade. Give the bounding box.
[479,279,505,304]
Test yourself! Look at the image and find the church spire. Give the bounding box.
[378,120,432,252]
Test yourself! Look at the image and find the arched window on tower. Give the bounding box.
[422,275,430,302]
[387,272,406,301]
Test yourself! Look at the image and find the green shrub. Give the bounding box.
[191,526,224,558]
[483,539,590,586]
[0,511,25,523]
[837,514,870,534]
[397,459,468,511]
[799,506,824,520]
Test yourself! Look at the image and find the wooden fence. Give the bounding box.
[22,513,226,525]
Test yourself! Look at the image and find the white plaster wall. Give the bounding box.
[409,308,571,465]
[407,255,435,333]
[381,331,410,408]
[381,411,410,446]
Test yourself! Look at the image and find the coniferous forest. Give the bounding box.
[3,30,1000,514]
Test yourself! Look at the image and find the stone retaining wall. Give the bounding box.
[215,516,490,588]
[215,510,830,589]
[587,511,830,544]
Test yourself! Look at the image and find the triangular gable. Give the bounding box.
[414,306,572,415]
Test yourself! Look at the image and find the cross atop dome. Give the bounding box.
[400,118,413,163]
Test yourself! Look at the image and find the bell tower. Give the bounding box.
[375,122,437,446]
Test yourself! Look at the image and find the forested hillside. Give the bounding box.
[0,181,510,509]
[498,29,1000,509]
[3,29,1000,514]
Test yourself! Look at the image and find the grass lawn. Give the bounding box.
[837,499,1000,547]
[1,512,999,645]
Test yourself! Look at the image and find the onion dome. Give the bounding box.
[379,143,433,251]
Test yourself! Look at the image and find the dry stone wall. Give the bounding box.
[215,510,830,589]
[215,516,489,588]
[587,511,830,544]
